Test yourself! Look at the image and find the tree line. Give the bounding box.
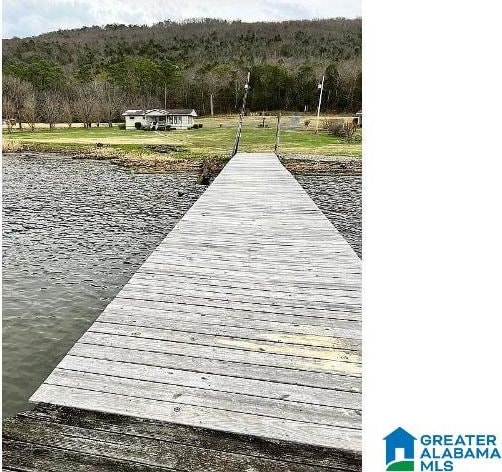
[2,18,361,128]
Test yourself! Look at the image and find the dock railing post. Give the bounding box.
[232,71,251,156]
[274,113,281,154]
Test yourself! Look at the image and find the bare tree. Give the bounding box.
[3,76,33,129]
[40,90,62,131]
[60,98,74,128]
[205,65,234,115]
[342,121,357,141]
[74,83,98,128]
[93,80,106,127]
[24,92,37,131]
[182,69,197,110]
[2,96,16,133]
[338,59,361,112]
[103,82,123,127]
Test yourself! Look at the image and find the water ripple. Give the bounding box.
[296,174,362,258]
[2,154,206,417]
[2,155,361,418]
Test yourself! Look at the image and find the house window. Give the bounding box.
[129,116,135,120]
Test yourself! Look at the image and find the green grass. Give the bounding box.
[3,115,362,160]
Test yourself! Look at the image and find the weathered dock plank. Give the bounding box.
[27,152,361,460]
[3,404,361,471]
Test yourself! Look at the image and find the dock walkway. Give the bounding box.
[17,152,361,468]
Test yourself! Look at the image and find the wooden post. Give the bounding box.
[232,71,251,156]
[274,113,281,154]
[315,75,325,134]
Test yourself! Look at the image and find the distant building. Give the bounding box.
[122,109,197,130]
[355,110,362,127]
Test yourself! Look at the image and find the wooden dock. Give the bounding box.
[4,152,361,470]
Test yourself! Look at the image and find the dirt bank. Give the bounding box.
[3,143,361,177]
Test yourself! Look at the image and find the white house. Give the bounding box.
[122,109,198,130]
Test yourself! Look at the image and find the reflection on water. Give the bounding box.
[2,154,361,418]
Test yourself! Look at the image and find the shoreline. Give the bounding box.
[3,143,362,176]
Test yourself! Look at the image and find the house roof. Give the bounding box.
[168,109,198,117]
[122,109,145,116]
[122,109,197,117]
[144,109,168,117]
[384,427,416,441]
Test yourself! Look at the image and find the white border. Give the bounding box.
[364,0,502,470]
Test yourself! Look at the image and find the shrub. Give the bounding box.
[342,122,357,140]
[304,119,311,128]
[198,123,203,128]
[324,119,357,140]
[323,118,344,136]
[118,123,126,130]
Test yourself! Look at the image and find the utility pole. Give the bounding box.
[232,71,251,156]
[315,75,325,134]
[164,83,167,109]
[210,93,214,116]
[274,113,282,154]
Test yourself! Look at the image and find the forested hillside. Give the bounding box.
[2,18,361,127]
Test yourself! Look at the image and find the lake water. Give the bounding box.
[296,174,362,259]
[2,153,361,418]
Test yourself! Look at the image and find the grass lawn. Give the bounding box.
[2,115,362,160]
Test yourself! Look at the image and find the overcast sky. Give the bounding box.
[2,0,361,39]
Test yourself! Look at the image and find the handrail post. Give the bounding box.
[232,71,251,156]
[274,113,281,154]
